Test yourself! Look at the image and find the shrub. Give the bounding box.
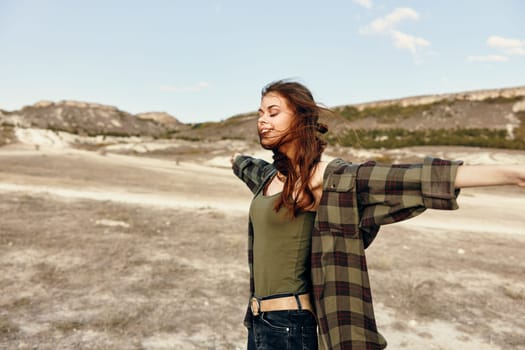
[336,128,525,149]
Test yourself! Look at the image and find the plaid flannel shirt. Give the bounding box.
[233,155,462,350]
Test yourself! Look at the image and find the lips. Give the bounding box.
[259,128,272,136]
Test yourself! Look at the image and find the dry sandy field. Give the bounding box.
[0,142,524,350]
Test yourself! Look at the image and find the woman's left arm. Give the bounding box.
[455,165,525,188]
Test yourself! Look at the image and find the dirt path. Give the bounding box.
[1,145,524,349]
[0,146,252,213]
[0,182,249,212]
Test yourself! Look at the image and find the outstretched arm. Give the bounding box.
[230,153,274,194]
[455,165,525,188]
[230,153,241,165]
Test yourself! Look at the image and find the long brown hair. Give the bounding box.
[261,80,329,217]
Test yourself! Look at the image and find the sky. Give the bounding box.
[0,0,524,123]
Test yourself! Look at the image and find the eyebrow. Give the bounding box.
[258,104,280,112]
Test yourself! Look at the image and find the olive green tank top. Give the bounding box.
[249,190,316,298]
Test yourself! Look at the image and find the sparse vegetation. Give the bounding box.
[175,135,202,142]
[333,101,445,122]
[222,112,258,125]
[0,316,19,337]
[482,95,523,104]
[393,279,450,319]
[191,121,217,130]
[2,88,524,151]
[333,128,525,150]
[221,135,246,141]
[514,111,525,140]
[0,124,15,146]
[502,285,525,300]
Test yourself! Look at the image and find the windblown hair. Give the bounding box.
[261,79,329,217]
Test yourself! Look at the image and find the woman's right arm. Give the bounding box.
[455,164,525,188]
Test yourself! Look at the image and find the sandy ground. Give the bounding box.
[1,142,524,350]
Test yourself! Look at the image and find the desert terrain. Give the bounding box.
[1,137,524,350]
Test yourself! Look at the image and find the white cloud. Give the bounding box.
[468,35,524,64]
[359,7,428,63]
[467,55,509,62]
[390,30,429,64]
[487,35,525,56]
[353,0,372,9]
[391,30,429,53]
[509,47,525,55]
[487,35,524,50]
[160,81,210,93]
[361,7,419,34]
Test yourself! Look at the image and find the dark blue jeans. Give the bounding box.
[247,310,318,350]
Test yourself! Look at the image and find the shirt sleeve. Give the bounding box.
[232,155,273,194]
[356,157,463,227]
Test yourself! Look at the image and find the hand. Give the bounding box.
[230,153,241,165]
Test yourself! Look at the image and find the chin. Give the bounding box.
[259,140,273,150]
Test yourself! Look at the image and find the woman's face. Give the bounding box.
[257,92,295,150]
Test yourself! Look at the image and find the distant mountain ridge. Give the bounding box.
[0,100,187,139]
[1,86,524,149]
[176,85,525,149]
[350,86,525,109]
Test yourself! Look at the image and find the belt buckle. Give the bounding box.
[250,297,261,316]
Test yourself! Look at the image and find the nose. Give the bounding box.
[258,113,269,125]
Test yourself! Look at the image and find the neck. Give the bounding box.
[277,140,298,162]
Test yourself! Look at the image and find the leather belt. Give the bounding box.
[250,294,313,316]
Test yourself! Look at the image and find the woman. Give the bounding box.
[231,79,524,350]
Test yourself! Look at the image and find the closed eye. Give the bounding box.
[268,107,280,117]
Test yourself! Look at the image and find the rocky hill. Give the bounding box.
[0,100,186,138]
[176,86,525,149]
[1,86,525,150]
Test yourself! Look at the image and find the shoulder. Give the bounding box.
[310,159,357,190]
[322,158,361,177]
[310,161,329,189]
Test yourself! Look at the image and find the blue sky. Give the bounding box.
[1,0,524,123]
